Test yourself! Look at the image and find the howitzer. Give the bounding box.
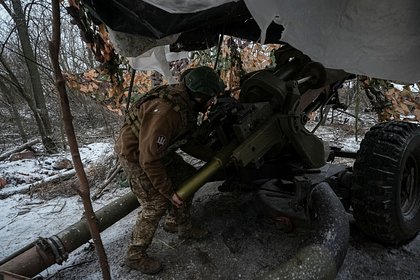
[176,61,329,201]
[174,59,352,278]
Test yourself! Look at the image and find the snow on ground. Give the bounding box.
[0,142,112,188]
[0,141,122,259]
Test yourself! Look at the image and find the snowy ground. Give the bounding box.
[1,118,420,279]
[0,142,116,258]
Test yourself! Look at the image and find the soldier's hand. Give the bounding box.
[171,193,184,208]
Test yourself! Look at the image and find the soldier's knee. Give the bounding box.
[141,204,168,222]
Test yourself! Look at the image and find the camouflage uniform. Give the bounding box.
[115,84,199,260]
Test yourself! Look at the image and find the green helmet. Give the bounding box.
[183,66,225,97]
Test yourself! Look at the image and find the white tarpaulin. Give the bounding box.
[125,0,420,83]
[108,28,187,83]
[127,45,188,84]
[244,0,420,83]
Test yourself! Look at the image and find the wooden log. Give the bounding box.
[0,139,41,161]
[0,169,76,199]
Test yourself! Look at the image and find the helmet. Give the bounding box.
[183,66,225,97]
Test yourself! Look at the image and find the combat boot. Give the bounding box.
[178,224,208,240]
[163,219,178,233]
[125,253,162,275]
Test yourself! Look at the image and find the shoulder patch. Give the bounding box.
[156,135,167,151]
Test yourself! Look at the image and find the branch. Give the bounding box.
[0,169,76,199]
[2,44,53,72]
[0,1,14,17]
[92,162,121,200]
[0,138,40,161]
[334,108,365,124]
[0,55,29,99]
[48,1,111,279]
[0,26,17,56]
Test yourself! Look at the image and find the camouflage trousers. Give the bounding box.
[119,153,197,260]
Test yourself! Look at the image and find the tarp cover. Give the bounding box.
[83,0,420,83]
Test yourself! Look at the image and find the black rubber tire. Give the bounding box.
[352,121,420,244]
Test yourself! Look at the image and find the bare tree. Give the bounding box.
[0,54,55,148]
[1,0,57,152]
[0,80,28,142]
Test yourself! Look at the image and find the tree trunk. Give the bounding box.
[23,97,57,152]
[49,1,111,279]
[10,0,54,137]
[0,81,28,142]
[5,95,28,143]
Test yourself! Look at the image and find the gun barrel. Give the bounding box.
[0,192,139,277]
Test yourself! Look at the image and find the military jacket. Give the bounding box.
[115,84,196,200]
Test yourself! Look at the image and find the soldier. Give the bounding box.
[115,66,225,274]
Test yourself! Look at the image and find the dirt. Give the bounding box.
[44,182,420,280]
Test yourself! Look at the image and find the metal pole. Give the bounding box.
[0,192,139,278]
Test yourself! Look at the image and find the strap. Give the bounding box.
[125,109,142,136]
[125,87,192,138]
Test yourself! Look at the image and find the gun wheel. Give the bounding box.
[352,121,420,244]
